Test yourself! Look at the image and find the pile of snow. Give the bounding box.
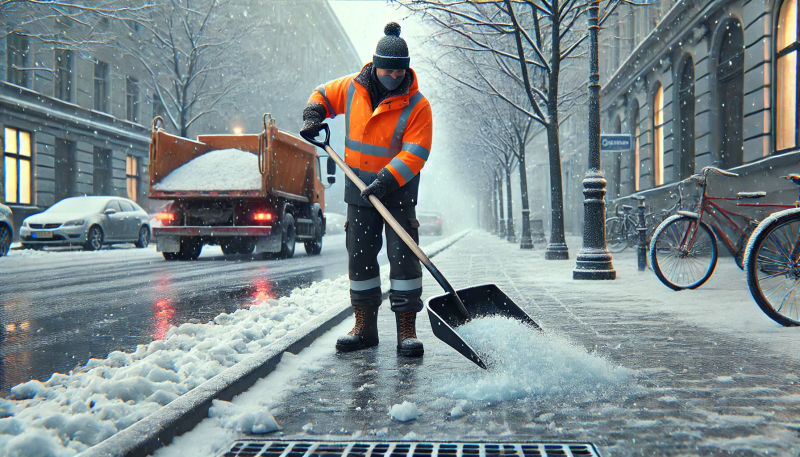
[0,232,468,456]
[388,401,419,422]
[0,275,354,455]
[207,400,279,434]
[153,149,262,192]
[444,317,631,402]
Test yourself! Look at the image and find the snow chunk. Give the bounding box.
[9,380,45,400]
[152,149,262,192]
[389,401,419,422]
[3,428,67,457]
[449,405,465,419]
[446,317,631,401]
[208,400,280,434]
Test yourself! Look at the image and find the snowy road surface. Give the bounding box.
[0,234,442,394]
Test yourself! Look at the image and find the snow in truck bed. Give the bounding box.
[152,148,262,192]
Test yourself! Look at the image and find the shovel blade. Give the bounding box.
[426,284,540,370]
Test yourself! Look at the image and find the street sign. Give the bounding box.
[600,134,633,151]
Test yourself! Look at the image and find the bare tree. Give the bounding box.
[401,0,639,259]
[123,0,256,137]
[1,0,152,67]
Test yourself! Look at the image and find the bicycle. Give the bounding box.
[743,174,800,326]
[648,166,790,291]
[605,196,646,253]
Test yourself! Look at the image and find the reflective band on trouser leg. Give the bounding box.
[390,277,423,292]
[350,276,382,292]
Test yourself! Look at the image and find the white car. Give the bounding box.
[0,203,13,257]
[20,196,150,251]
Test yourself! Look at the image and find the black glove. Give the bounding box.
[300,103,326,139]
[362,168,400,203]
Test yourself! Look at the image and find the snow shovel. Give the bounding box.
[302,125,541,369]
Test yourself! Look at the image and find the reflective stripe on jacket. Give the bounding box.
[308,63,433,207]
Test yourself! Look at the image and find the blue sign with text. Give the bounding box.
[600,134,633,151]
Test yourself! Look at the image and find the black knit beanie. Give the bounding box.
[373,22,409,70]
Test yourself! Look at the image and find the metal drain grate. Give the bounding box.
[219,441,600,457]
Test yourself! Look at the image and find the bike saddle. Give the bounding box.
[622,204,633,211]
[782,174,800,185]
[737,191,767,199]
[631,195,645,201]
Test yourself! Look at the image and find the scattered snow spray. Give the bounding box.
[444,317,630,402]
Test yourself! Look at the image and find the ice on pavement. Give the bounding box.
[445,317,631,401]
[389,401,419,422]
[152,148,262,191]
[208,400,279,434]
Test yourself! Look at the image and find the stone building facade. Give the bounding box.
[523,0,799,236]
[1,0,360,239]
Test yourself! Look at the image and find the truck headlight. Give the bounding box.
[63,220,85,227]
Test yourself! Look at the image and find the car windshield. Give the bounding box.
[46,198,107,213]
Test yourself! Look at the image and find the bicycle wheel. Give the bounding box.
[744,209,800,326]
[649,214,718,290]
[606,216,630,253]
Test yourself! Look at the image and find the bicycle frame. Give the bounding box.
[682,170,793,257]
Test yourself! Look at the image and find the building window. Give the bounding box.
[653,84,665,186]
[126,77,140,123]
[127,155,139,202]
[776,0,798,152]
[678,58,696,180]
[717,21,745,168]
[4,128,33,205]
[152,93,166,123]
[54,139,76,202]
[94,61,108,112]
[93,147,112,195]
[634,123,641,191]
[6,33,29,87]
[54,49,72,102]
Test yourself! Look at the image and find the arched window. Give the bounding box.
[717,21,744,168]
[653,84,665,186]
[776,0,798,151]
[612,115,622,198]
[678,58,696,179]
[631,102,641,192]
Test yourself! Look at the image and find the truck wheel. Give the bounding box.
[238,237,256,255]
[304,211,323,255]
[220,239,239,255]
[279,213,296,259]
[163,252,180,261]
[178,237,203,260]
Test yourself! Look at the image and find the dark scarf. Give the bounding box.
[354,64,414,111]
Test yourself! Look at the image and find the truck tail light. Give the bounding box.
[155,212,175,223]
[253,212,273,222]
[436,219,441,224]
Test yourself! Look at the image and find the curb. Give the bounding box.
[79,230,470,457]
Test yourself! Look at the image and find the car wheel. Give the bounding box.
[0,225,10,257]
[135,226,150,248]
[220,239,239,255]
[237,237,256,255]
[83,226,104,251]
[279,213,296,259]
[163,252,180,261]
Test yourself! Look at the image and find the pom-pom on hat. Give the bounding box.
[373,22,410,70]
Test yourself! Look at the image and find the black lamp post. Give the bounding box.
[573,0,616,280]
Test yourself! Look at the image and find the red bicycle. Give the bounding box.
[648,166,792,290]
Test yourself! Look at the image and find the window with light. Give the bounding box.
[4,128,33,204]
[776,0,798,151]
[654,84,665,186]
[127,155,139,202]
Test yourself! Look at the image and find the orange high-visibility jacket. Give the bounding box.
[308,64,433,207]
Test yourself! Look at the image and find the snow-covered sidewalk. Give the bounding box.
[155,231,800,456]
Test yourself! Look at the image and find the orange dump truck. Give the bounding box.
[148,115,333,260]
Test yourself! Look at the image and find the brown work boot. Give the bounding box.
[395,311,424,357]
[336,306,379,352]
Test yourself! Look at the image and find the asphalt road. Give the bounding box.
[0,233,442,395]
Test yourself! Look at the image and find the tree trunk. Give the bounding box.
[543,0,569,260]
[497,174,506,238]
[505,167,515,242]
[518,146,533,249]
